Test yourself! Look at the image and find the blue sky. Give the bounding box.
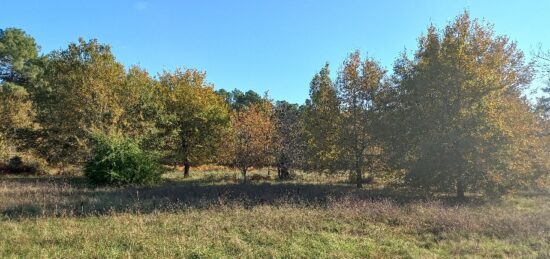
[2,0,549,103]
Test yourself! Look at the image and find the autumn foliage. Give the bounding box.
[0,12,549,196]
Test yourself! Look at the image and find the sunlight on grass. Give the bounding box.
[0,171,548,258]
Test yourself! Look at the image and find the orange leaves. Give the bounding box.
[223,102,275,172]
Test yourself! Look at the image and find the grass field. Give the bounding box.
[0,170,548,258]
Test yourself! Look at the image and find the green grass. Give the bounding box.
[0,170,548,258]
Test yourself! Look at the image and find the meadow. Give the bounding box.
[0,169,548,258]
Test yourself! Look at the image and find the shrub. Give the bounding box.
[7,156,24,172]
[0,154,47,174]
[84,134,162,185]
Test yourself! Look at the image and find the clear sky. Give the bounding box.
[2,0,549,103]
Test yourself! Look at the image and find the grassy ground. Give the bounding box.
[0,170,548,258]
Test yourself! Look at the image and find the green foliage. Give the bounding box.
[84,134,162,185]
[0,27,42,86]
[216,88,264,111]
[157,69,229,176]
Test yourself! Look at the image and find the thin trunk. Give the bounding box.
[278,165,290,180]
[183,163,190,178]
[456,179,465,199]
[356,167,363,188]
[241,167,247,183]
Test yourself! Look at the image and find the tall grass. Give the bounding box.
[0,170,548,258]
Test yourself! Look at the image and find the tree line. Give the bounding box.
[1,11,549,197]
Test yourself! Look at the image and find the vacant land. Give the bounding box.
[0,170,548,258]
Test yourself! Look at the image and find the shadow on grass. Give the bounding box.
[0,175,488,219]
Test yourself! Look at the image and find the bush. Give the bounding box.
[84,135,162,185]
[7,156,24,172]
[0,154,47,175]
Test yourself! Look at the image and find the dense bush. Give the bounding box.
[0,154,47,175]
[7,156,23,172]
[84,135,162,185]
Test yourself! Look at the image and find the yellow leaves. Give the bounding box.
[158,68,229,164]
[0,83,34,133]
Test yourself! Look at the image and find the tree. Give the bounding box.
[534,48,550,119]
[158,69,229,177]
[387,12,547,197]
[336,51,386,188]
[36,38,126,164]
[0,28,42,87]
[302,64,342,173]
[216,88,263,111]
[118,66,163,140]
[273,101,306,179]
[222,102,275,182]
[0,28,42,153]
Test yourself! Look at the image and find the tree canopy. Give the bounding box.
[0,11,548,196]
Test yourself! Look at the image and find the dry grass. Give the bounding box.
[0,170,548,258]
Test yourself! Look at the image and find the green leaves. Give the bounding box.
[0,28,41,86]
[84,134,162,185]
[157,69,230,172]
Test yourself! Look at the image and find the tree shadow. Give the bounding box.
[0,175,488,219]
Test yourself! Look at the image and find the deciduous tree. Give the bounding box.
[303,64,342,173]
[222,102,275,182]
[388,12,547,197]
[273,101,305,179]
[36,39,126,164]
[158,69,229,177]
[336,52,386,188]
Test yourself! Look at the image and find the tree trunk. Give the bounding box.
[356,168,363,188]
[456,179,465,199]
[241,167,247,183]
[183,162,190,178]
[277,165,290,180]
